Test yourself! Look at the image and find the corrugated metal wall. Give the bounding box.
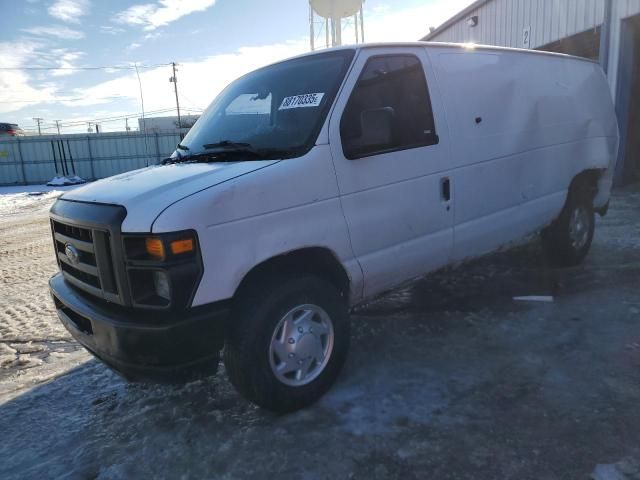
[430,0,606,48]
[427,0,640,102]
[0,132,180,186]
[607,0,640,100]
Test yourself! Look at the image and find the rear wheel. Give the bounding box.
[223,275,349,412]
[542,186,595,267]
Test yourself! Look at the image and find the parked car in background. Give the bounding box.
[48,43,619,412]
[0,123,24,136]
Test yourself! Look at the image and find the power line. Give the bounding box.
[54,108,177,127]
[179,92,206,111]
[24,107,181,133]
[28,108,179,132]
[0,63,172,71]
[0,95,128,104]
[7,59,202,133]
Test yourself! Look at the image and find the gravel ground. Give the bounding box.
[1,185,639,479]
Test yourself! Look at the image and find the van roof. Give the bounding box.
[290,41,598,65]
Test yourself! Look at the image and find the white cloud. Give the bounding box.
[127,42,142,51]
[48,0,89,23]
[50,50,85,77]
[100,25,124,35]
[342,0,475,44]
[0,42,60,115]
[57,40,307,112]
[114,0,216,31]
[6,1,473,127]
[370,4,390,16]
[21,25,84,40]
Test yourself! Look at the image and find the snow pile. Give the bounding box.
[0,343,17,369]
[47,175,86,187]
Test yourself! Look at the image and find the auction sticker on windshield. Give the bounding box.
[279,93,325,110]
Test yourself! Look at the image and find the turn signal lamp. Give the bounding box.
[170,238,194,255]
[145,238,165,260]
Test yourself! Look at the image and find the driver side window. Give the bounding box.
[340,54,438,160]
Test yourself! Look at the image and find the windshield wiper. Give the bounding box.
[202,140,259,154]
[201,141,301,159]
[163,141,300,164]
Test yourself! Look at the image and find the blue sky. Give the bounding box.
[0,0,471,133]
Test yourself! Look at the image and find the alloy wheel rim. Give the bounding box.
[569,206,591,250]
[268,303,334,387]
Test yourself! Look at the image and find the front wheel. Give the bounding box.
[542,188,595,267]
[223,275,350,412]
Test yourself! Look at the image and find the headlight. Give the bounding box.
[153,271,170,301]
[123,230,202,309]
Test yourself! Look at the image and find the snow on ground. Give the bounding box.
[0,184,80,195]
[1,185,640,479]
[0,184,80,218]
[0,184,90,403]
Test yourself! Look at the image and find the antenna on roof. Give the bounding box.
[309,0,364,50]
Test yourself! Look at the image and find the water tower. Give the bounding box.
[309,0,364,50]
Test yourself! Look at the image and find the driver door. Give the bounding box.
[328,47,454,299]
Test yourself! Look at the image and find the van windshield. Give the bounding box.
[175,49,355,160]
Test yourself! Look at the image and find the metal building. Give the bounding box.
[422,0,640,184]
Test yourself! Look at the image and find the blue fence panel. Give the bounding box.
[0,132,181,186]
[0,140,24,185]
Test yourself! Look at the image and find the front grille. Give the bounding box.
[52,220,93,243]
[60,262,101,288]
[52,219,119,300]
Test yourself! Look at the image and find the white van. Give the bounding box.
[49,43,618,411]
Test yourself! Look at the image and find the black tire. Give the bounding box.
[223,275,350,412]
[541,185,595,267]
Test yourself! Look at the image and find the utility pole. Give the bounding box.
[125,117,130,132]
[360,4,365,43]
[170,62,182,131]
[33,117,43,135]
[55,120,61,135]
[309,3,315,51]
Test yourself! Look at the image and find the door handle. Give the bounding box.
[440,177,451,202]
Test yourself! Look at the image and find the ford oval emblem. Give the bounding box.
[64,243,80,266]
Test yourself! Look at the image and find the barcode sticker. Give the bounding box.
[279,93,325,110]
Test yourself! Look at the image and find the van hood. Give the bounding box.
[61,160,279,232]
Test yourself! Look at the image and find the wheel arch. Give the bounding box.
[569,169,603,200]
[233,247,351,304]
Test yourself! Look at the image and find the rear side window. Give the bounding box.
[340,54,438,159]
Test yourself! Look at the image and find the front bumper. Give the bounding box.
[49,273,229,381]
